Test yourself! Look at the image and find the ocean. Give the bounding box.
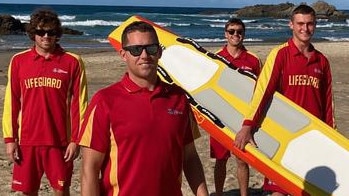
[1,3,349,50]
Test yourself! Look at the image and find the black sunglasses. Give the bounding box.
[226,29,244,36]
[35,29,57,37]
[123,44,160,56]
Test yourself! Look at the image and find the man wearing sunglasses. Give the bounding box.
[78,21,209,196]
[2,8,88,196]
[211,18,262,196]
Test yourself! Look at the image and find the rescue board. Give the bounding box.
[108,15,349,196]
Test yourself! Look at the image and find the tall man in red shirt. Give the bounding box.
[211,18,262,196]
[234,5,335,196]
[78,21,209,196]
[2,8,88,196]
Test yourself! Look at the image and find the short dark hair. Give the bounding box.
[225,18,245,32]
[27,8,62,41]
[121,21,159,47]
[291,4,316,21]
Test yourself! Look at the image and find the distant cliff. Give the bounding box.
[0,14,83,35]
[233,1,348,21]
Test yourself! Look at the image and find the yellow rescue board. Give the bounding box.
[109,15,349,196]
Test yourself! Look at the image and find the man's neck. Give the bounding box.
[227,44,243,58]
[35,45,56,58]
[292,38,313,58]
[129,74,158,91]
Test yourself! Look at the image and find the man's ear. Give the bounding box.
[119,49,127,61]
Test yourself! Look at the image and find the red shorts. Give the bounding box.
[12,146,73,193]
[210,136,230,160]
[263,177,289,195]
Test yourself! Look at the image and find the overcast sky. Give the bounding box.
[0,0,348,9]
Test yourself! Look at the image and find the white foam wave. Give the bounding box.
[244,38,263,42]
[12,15,30,23]
[316,23,349,28]
[158,22,191,27]
[173,23,190,26]
[243,19,258,23]
[1,46,28,50]
[153,13,215,19]
[12,14,75,23]
[248,24,276,30]
[317,23,334,28]
[193,37,263,43]
[166,17,180,21]
[196,37,263,42]
[194,38,225,43]
[62,20,121,27]
[59,15,76,21]
[93,38,109,43]
[322,37,349,41]
[203,18,257,24]
[210,24,224,28]
[202,19,226,23]
[155,22,169,27]
[317,18,329,22]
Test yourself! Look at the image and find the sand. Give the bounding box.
[0,41,348,195]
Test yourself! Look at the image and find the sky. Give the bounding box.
[0,0,348,9]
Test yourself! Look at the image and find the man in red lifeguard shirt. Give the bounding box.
[234,5,335,196]
[2,8,88,195]
[78,21,209,196]
[211,18,262,196]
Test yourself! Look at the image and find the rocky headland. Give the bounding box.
[233,1,348,21]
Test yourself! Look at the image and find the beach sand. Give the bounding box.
[0,41,348,195]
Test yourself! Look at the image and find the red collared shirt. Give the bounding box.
[217,45,262,76]
[243,39,335,128]
[2,45,88,146]
[78,73,196,196]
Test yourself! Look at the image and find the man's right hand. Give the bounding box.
[234,125,257,150]
[6,142,19,163]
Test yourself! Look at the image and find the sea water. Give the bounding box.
[0,3,348,49]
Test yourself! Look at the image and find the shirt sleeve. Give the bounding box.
[243,47,283,128]
[2,56,21,143]
[78,93,110,153]
[69,54,88,143]
[323,59,336,129]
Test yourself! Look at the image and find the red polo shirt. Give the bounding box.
[79,73,196,196]
[243,39,335,128]
[2,45,88,146]
[217,45,262,76]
